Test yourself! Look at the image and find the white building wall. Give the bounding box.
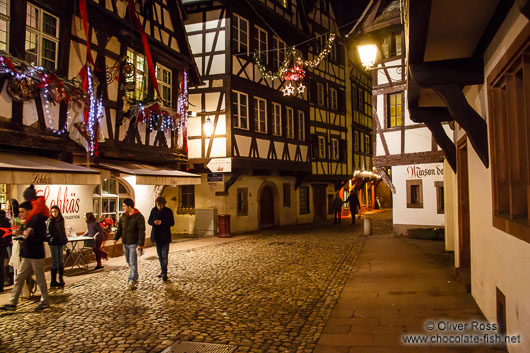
[392,163,445,233]
[443,7,530,352]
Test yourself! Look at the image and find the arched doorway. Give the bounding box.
[260,186,274,228]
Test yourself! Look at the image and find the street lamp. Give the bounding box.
[357,43,378,70]
[203,116,214,137]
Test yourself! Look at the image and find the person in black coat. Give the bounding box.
[147,196,174,281]
[0,210,11,292]
[345,189,362,225]
[1,199,50,311]
[47,206,68,287]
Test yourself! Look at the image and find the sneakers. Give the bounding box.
[94,265,104,270]
[127,280,137,290]
[0,304,16,311]
[157,273,163,278]
[35,302,49,311]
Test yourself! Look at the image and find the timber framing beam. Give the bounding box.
[518,0,530,19]
[424,121,457,172]
[409,59,484,86]
[432,84,489,168]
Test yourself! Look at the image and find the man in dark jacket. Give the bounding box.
[0,210,11,292]
[114,198,145,290]
[148,196,174,281]
[1,200,50,311]
[345,189,362,225]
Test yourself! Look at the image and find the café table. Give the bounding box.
[64,236,94,271]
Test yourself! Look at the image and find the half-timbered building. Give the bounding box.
[350,0,449,234]
[0,0,200,241]
[182,0,351,233]
[407,0,530,347]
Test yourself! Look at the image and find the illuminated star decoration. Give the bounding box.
[297,85,305,94]
[282,82,295,96]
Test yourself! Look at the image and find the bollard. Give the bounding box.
[363,217,372,236]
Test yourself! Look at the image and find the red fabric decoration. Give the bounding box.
[80,0,96,67]
[127,0,161,98]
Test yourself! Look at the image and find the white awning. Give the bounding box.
[98,162,201,185]
[0,152,102,185]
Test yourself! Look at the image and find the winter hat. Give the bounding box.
[23,184,37,201]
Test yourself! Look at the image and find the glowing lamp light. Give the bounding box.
[203,116,214,137]
[357,43,378,70]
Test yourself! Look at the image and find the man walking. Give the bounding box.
[114,198,145,290]
[1,199,50,311]
[332,193,344,224]
[148,196,174,281]
[345,189,361,225]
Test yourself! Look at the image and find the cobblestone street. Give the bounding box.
[0,217,369,353]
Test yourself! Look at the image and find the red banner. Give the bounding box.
[80,0,96,67]
[127,0,161,98]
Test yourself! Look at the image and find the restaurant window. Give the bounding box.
[298,111,305,141]
[93,178,132,224]
[273,36,286,71]
[488,45,530,241]
[25,3,59,70]
[232,14,249,55]
[0,0,9,52]
[156,63,172,107]
[255,26,268,64]
[254,96,267,133]
[232,90,249,129]
[283,183,291,207]
[387,92,402,127]
[299,186,309,214]
[178,185,195,214]
[237,188,248,216]
[286,107,294,138]
[126,49,148,101]
[272,102,282,136]
[317,82,325,106]
[0,184,7,211]
[406,180,423,208]
[318,136,326,159]
[435,181,444,214]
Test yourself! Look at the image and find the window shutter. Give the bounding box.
[338,89,346,113]
[339,139,347,162]
[311,135,319,159]
[309,79,317,105]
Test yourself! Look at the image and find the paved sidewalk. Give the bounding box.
[315,216,508,353]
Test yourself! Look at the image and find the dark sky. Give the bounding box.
[333,0,371,27]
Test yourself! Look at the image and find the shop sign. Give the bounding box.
[207,158,231,173]
[31,173,52,184]
[406,165,444,178]
[207,173,223,182]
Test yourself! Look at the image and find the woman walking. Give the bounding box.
[82,213,108,270]
[47,206,68,287]
[0,210,11,292]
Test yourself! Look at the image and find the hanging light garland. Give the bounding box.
[253,33,336,96]
[86,66,104,155]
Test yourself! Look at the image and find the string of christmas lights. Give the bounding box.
[86,66,104,155]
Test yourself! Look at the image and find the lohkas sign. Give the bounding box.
[207,158,231,173]
[406,165,444,179]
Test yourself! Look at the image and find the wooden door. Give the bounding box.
[457,137,471,268]
[313,186,327,221]
[260,186,274,228]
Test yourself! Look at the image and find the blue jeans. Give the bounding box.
[49,245,64,269]
[123,244,138,281]
[156,242,169,275]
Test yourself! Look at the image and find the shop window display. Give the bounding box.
[93,178,132,223]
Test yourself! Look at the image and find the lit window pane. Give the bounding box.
[42,12,57,37]
[26,5,39,29]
